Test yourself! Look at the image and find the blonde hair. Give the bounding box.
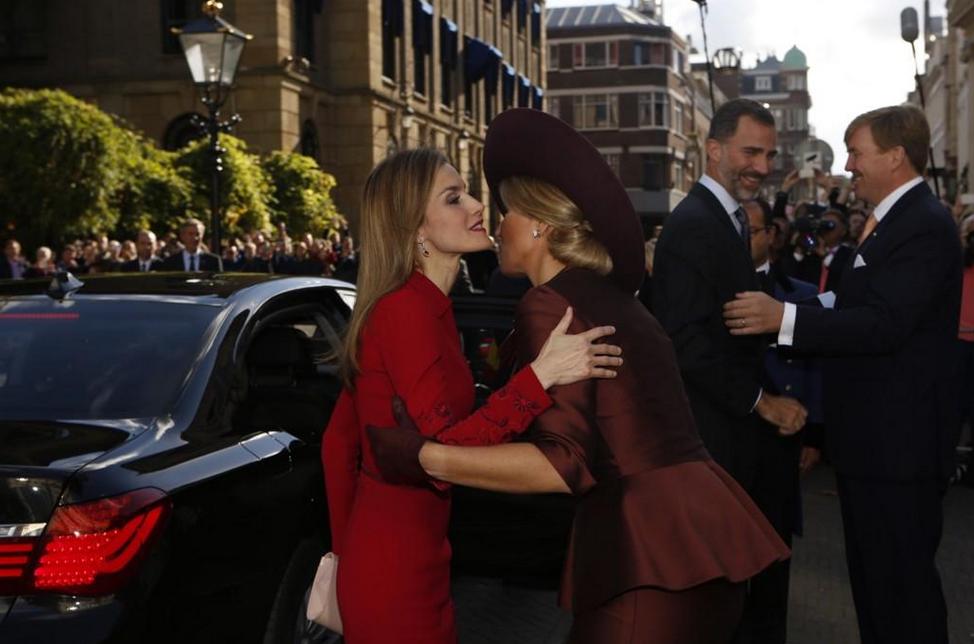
[499,176,612,276]
[341,148,448,386]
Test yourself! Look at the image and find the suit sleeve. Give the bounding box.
[516,287,599,496]
[321,389,359,555]
[652,220,763,418]
[793,224,961,355]
[375,299,552,447]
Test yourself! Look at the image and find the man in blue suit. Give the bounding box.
[738,197,824,644]
[724,106,961,644]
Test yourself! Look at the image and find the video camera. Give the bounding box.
[793,206,837,250]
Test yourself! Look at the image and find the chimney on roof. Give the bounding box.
[631,0,663,22]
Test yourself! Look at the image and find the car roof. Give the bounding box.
[0,272,354,302]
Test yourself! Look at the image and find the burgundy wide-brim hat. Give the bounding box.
[484,108,644,293]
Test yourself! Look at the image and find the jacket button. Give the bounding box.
[785,384,793,392]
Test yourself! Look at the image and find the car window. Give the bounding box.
[0,299,222,420]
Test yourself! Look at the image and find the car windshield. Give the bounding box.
[0,297,223,420]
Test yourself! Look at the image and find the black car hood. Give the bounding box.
[0,419,149,524]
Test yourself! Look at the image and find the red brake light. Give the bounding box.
[0,488,171,597]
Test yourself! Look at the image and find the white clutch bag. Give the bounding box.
[307,552,343,634]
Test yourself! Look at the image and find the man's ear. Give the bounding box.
[887,145,908,172]
[705,137,722,166]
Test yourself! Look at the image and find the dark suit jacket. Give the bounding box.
[159,251,223,272]
[652,182,766,484]
[120,257,163,273]
[822,244,854,293]
[0,257,27,279]
[790,182,962,481]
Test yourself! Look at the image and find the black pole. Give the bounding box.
[696,1,716,115]
[910,41,942,199]
[208,102,223,258]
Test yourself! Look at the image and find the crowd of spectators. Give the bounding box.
[0,218,359,283]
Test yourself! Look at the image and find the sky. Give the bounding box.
[547,0,945,177]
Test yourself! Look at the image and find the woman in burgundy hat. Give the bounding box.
[321,147,623,644]
[367,110,790,643]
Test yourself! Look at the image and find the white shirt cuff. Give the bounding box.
[751,388,763,413]
[778,302,797,346]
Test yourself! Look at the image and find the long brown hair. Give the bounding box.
[341,148,449,386]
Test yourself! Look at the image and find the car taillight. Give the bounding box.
[0,488,171,597]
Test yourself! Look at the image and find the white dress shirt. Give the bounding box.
[777,176,925,346]
[182,250,201,272]
[699,174,745,235]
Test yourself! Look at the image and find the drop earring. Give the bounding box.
[418,239,431,257]
[532,229,541,239]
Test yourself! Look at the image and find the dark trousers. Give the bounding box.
[569,579,745,644]
[836,474,948,644]
[734,430,800,644]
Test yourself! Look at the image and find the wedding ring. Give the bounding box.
[740,318,746,328]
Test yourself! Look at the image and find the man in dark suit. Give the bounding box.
[120,230,163,273]
[159,218,223,272]
[0,239,28,279]
[739,198,825,644]
[653,98,808,491]
[816,208,854,293]
[725,105,961,644]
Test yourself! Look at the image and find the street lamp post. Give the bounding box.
[900,6,942,199]
[173,1,252,257]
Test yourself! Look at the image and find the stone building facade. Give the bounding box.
[0,0,546,229]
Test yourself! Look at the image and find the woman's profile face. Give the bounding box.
[496,206,539,277]
[419,164,491,256]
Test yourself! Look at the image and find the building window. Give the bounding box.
[160,0,201,55]
[673,101,684,135]
[293,0,317,65]
[787,74,806,91]
[603,153,621,177]
[413,1,433,95]
[382,0,403,80]
[440,17,459,107]
[786,108,807,131]
[673,162,685,191]
[572,94,618,129]
[673,49,686,73]
[548,96,560,120]
[573,41,618,69]
[642,156,664,190]
[162,113,205,151]
[638,92,669,128]
[549,43,559,70]
[755,76,772,91]
[633,41,667,66]
[300,119,320,162]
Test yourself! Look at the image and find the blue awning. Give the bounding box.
[532,85,544,110]
[382,0,404,36]
[413,0,434,53]
[464,37,503,89]
[517,74,531,107]
[501,63,516,107]
[440,17,458,67]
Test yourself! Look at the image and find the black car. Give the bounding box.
[0,274,571,644]
[0,272,354,644]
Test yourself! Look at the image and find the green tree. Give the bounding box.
[262,151,342,237]
[174,134,272,238]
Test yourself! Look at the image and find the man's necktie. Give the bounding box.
[190,254,197,271]
[757,270,775,296]
[733,207,751,252]
[858,213,878,245]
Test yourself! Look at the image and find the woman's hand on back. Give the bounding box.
[530,307,622,389]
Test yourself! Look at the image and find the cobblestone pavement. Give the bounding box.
[453,465,974,644]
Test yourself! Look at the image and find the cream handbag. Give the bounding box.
[306,552,342,634]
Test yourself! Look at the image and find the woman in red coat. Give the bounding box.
[321,148,622,644]
[367,111,790,643]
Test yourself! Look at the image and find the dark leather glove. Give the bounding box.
[365,396,430,486]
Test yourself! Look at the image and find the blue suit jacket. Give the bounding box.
[790,182,962,481]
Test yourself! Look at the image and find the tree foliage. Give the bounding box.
[0,88,343,249]
[262,150,342,236]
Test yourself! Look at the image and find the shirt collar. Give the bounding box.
[873,177,924,223]
[407,270,452,317]
[699,174,741,215]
